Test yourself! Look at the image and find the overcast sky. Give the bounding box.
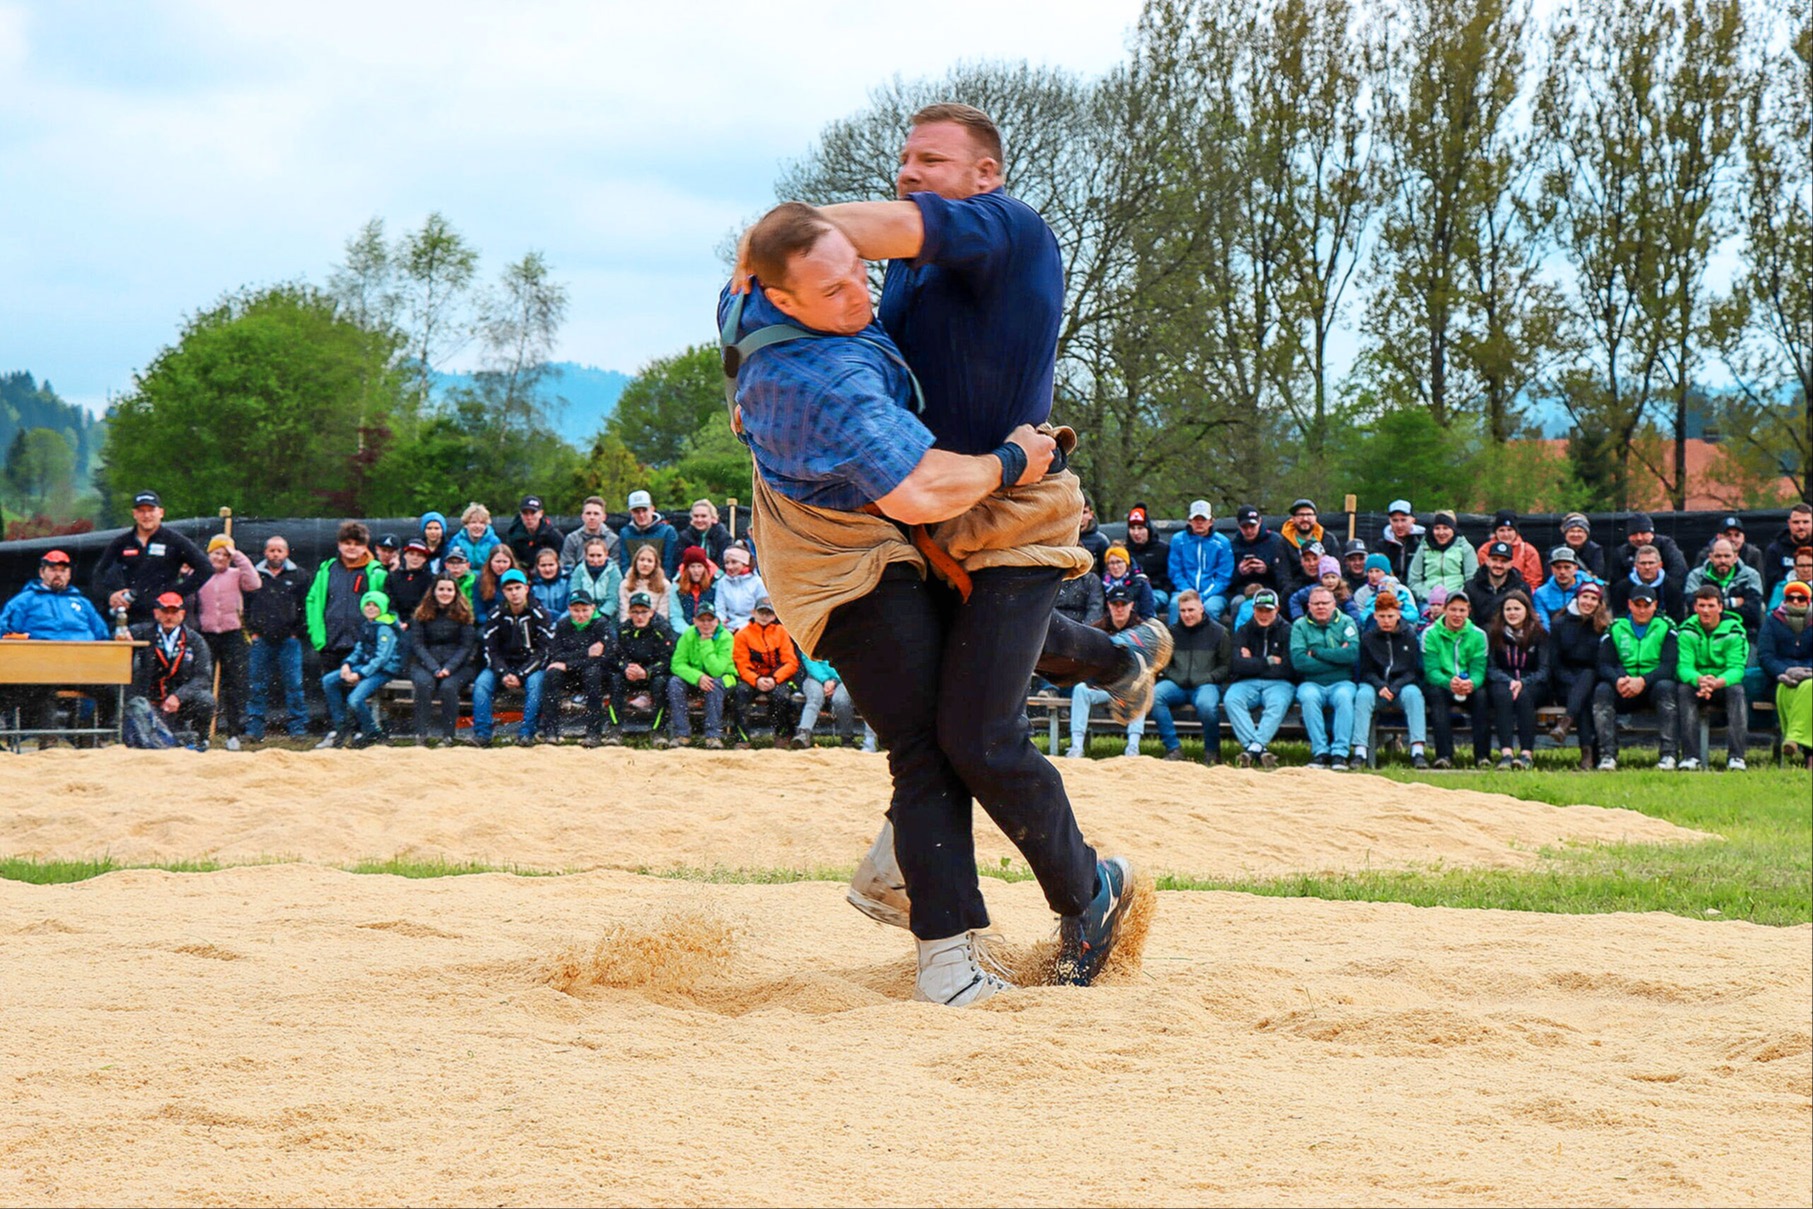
[0,0,1145,411]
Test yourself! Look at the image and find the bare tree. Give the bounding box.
[327,217,399,334]
[395,211,479,407]
[477,250,571,431]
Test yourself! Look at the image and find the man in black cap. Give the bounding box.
[1227,505,1289,601]
[1695,515,1765,578]
[506,495,564,567]
[1477,510,1542,587]
[1590,584,1680,770]
[372,533,402,574]
[1611,513,1687,583]
[543,588,615,746]
[1465,540,1530,625]
[1341,538,1370,593]
[93,490,210,627]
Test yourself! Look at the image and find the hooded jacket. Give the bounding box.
[1683,560,1765,634]
[1608,568,1684,623]
[1532,572,1602,630]
[530,570,570,619]
[1611,533,1688,583]
[715,569,769,632]
[1231,615,1294,682]
[1563,536,1607,580]
[1475,535,1543,587]
[482,598,555,677]
[1422,619,1488,688]
[549,610,616,671]
[1409,532,1479,602]
[1487,623,1549,695]
[1227,525,1289,598]
[1675,613,1748,685]
[1290,611,1361,686]
[1054,571,1104,627]
[505,515,565,567]
[346,591,406,680]
[1463,564,1529,625]
[0,579,112,641]
[1762,525,1811,595]
[1281,520,1326,555]
[1079,516,1110,575]
[1377,523,1425,581]
[195,548,260,634]
[615,615,676,679]
[560,522,621,572]
[1357,622,1421,697]
[733,616,802,687]
[448,523,501,571]
[679,521,734,567]
[1162,616,1231,691]
[1168,528,1231,600]
[618,516,682,576]
[671,622,737,688]
[569,558,624,616]
[1101,569,1157,620]
[1127,530,1172,591]
[1759,603,1813,681]
[418,511,450,568]
[305,556,387,652]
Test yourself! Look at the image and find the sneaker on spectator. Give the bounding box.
[1495,755,1514,771]
[1655,755,1675,771]
[313,730,339,751]
[224,736,240,752]
[1432,757,1452,770]
[1412,753,1429,770]
[790,728,814,750]
[514,734,536,748]
[1597,756,1617,771]
[1727,757,1747,772]
[1514,754,1533,771]
[913,932,1012,1006]
[847,821,910,930]
[1331,758,1353,772]
[1162,747,1185,761]
[1065,741,1085,759]
[1677,756,1701,771]
[702,736,724,750]
[1121,738,1140,757]
[1235,750,1254,768]
[1054,857,1135,987]
[1259,750,1278,770]
[1101,620,1173,725]
[601,729,623,747]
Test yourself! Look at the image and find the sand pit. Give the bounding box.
[2,866,1807,1206]
[1,747,1712,879]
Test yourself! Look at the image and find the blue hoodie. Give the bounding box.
[448,522,501,570]
[419,511,450,568]
[1169,527,1233,600]
[0,579,113,641]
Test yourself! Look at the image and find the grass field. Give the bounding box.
[5,753,1806,926]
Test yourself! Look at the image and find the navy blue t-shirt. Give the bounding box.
[879,189,1064,456]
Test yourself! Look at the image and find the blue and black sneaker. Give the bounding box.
[1101,620,1172,725]
[1055,856,1135,986]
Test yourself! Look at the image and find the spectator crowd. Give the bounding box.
[3,489,1809,771]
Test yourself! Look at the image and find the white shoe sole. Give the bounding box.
[847,820,910,929]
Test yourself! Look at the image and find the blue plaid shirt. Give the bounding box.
[718,283,933,512]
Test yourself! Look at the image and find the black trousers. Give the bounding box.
[409,666,474,738]
[733,680,798,736]
[202,631,248,738]
[1428,684,1491,763]
[815,564,1098,940]
[1489,681,1539,752]
[1035,610,1133,688]
[1554,667,1598,750]
[543,662,610,736]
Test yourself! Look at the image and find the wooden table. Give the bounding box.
[0,639,144,749]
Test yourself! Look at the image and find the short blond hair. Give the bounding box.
[911,103,1003,165]
[460,502,490,525]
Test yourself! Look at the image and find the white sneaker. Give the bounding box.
[224,736,240,752]
[1727,757,1747,771]
[1596,756,1617,771]
[846,820,910,930]
[1122,738,1141,757]
[912,932,1014,1007]
[313,731,338,751]
[1677,757,1702,771]
[1655,756,1675,771]
[1066,741,1085,759]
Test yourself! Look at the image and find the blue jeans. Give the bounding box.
[1169,592,1228,625]
[246,634,306,737]
[1150,680,1221,751]
[1296,680,1356,757]
[321,669,385,736]
[472,668,544,740]
[1224,679,1294,750]
[1070,683,1144,745]
[1351,682,1427,753]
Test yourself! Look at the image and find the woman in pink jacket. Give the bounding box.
[196,534,261,749]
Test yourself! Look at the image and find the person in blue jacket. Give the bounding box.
[0,549,116,738]
[317,590,405,749]
[1168,499,1233,624]
[418,510,451,571]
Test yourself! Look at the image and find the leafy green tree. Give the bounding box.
[571,433,651,511]
[395,212,479,408]
[100,284,407,517]
[605,344,724,468]
[3,428,78,516]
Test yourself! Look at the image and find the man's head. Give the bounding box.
[443,549,471,577]
[1235,505,1261,542]
[1719,515,1746,548]
[38,549,71,590]
[1343,541,1367,574]
[1105,584,1136,626]
[627,489,654,528]
[1709,538,1737,574]
[374,534,400,568]
[461,503,490,539]
[1562,513,1591,546]
[499,569,529,610]
[1127,504,1151,544]
[1627,513,1656,548]
[1692,584,1724,627]
[694,599,719,637]
[1187,499,1213,535]
[1388,499,1414,536]
[403,540,429,570]
[519,495,544,528]
[753,595,778,625]
[1485,540,1514,577]
[1634,544,1662,581]
[568,591,596,627]
[1289,498,1317,535]
[263,536,289,567]
[896,103,1003,201]
[1373,591,1402,631]
[1299,542,1324,572]
[1790,502,1812,543]
[747,203,872,335]
[1080,498,1095,530]
[1176,589,1203,626]
[1547,546,1579,587]
[336,520,371,565]
[627,590,654,627]
[131,490,163,532]
[1306,586,1335,622]
[1628,584,1659,621]
[582,496,607,531]
[1252,589,1280,623]
[1443,592,1472,628]
[153,591,185,629]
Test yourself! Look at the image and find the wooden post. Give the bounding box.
[727,497,739,540]
[210,507,231,743]
[1344,494,1357,543]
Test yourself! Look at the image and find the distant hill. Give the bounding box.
[0,371,104,482]
[432,362,631,447]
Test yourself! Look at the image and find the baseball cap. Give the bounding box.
[520,495,544,512]
[132,490,161,508]
[39,549,71,565]
[444,549,470,564]
[627,490,653,510]
[1548,546,1578,565]
[1387,499,1413,516]
[569,589,595,606]
[694,599,719,617]
[375,534,400,550]
[1492,509,1518,529]
[1487,540,1514,560]
[1236,505,1260,525]
[404,539,430,555]
[1627,513,1655,535]
[627,590,653,608]
[1343,538,1367,556]
[1628,584,1658,603]
[754,595,776,612]
[1252,590,1280,610]
[1289,497,1317,515]
[1720,515,1744,532]
[1301,541,1325,559]
[1576,581,1604,597]
[154,591,184,608]
[1127,504,1150,525]
[1105,585,1134,604]
[499,569,528,587]
[1187,500,1213,521]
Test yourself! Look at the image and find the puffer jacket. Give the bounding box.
[1409,534,1479,601]
[409,613,479,678]
[0,580,112,641]
[1356,623,1420,697]
[1231,616,1294,682]
[1167,528,1231,600]
[1759,606,1813,680]
[1162,616,1231,691]
[733,616,801,686]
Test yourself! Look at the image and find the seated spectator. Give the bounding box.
[1762,504,1813,598]
[441,548,476,607]
[1684,538,1764,639]
[1281,498,1325,559]
[95,490,209,627]
[561,496,620,572]
[1225,590,1296,769]
[1558,513,1605,579]
[1612,513,1688,583]
[1283,538,1326,597]
[373,534,401,573]
[127,593,215,746]
[569,536,624,616]
[196,535,260,751]
[1338,539,1369,592]
[1150,589,1231,765]
[1078,496,1110,574]
[616,590,677,745]
[1051,549,1105,632]
[1477,510,1543,587]
[1418,584,1451,633]
[1291,585,1360,770]
[1353,554,1416,625]
[244,536,311,742]
[1066,586,1150,759]
[506,495,564,567]
[0,549,114,741]
[795,651,857,748]
[682,499,734,566]
[620,543,682,628]
[1532,545,1596,629]
[1101,545,1157,621]
[1378,500,1423,581]
[472,545,521,629]
[1408,510,1477,603]
[666,598,733,749]
[1422,591,1491,770]
[733,596,802,747]
[1125,504,1174,617]
[306,521,388,676]
[418,511,450,571]
[674,546,719,625]
[449,502,501,570]
[1768,546,1813,610]
[619,489,681,576]
[1349,591,1427,770]
[1485,590,1548,770]
[1227,505,1289,601]
[1590,585,1680,771]
[715,542,767,632]
[1759,581,1813,767]
[1547,581,1608,769]
[530,547,570,618]
[1166,500,1229,624]
[1465,540,1529,625]
[407,576,479,745]
[543,589,616,746]
[470,570,554,747]
[1675,585,1750,771]
[385,540,436,625]
[1696,515,1765,579]
[317,590,403,750]
[1289,556,1360,624]
[1609,542,1684,622]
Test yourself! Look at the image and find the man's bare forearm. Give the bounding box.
[873,450,1001,526]
[819,201,924,262]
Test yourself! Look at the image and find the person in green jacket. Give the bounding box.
[1408,510,1479,602]
[1289,586,1360,768]
[304,521,388,672]
[1675,585,1750,770]
[1422,590,1490,769]
[666,599,737,749]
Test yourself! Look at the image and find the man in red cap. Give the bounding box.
[0,549,116,741]
[127,591,216,744]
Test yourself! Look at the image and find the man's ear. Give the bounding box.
[763,284,799,321]
[976,156,1003,188]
